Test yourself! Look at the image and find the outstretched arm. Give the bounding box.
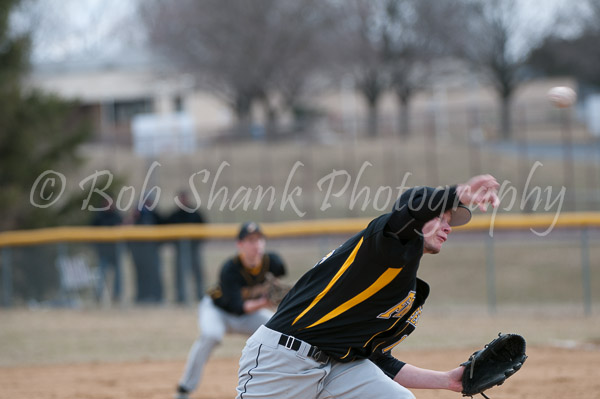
[393,364,464,392]
[387,174,500,239]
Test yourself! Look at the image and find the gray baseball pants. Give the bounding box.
[236,325,415,399]
[178,296,274,392]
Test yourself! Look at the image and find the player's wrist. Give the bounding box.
[444,367,464,392]
[455,183,469,205]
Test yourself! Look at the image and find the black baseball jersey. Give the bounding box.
[209,252,286,315]
[266,185,459,378]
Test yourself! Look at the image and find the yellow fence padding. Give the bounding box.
[0,212,599,247]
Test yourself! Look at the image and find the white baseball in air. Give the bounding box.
[547,86,577,108]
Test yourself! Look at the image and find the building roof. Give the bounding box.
[26,48,191,103]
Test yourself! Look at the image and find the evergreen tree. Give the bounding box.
[0,0,91,231]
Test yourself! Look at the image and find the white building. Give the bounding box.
[26,50,231,148]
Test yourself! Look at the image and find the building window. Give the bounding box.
[110,99,154,124]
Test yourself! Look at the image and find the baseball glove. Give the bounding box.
[265,273,293,306]
[461,333,527,399]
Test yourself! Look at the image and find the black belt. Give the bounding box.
[278,334,330,364]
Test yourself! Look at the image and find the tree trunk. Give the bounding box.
[264,105,278,141]
[397,94,411,138]
[499,93,512,141]
[367,102,378,138]
[234,94,253,137]
[359,71,382,138]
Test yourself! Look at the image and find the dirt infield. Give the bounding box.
[2,308,600,399]
[1,345,599,399]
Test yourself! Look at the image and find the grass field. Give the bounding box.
[3,301,599,367]
[1,306,599,399]
[1,306,600,367]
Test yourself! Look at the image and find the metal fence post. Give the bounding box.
[2,247,12,307]
[179,239,192,304]
[56,242,68,303]
[115,241,126,306]
[485,234,497,315]
[581,228,592,316]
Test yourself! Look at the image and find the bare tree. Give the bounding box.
[453,0,553,140]
[382,0,443,137]
[461,0,522,140]
[528,10,600,89]
[255,1,337,137]
[330,0,389,138]
[334,0,462,138]
[582,0,600,30]
[140,0,335,139]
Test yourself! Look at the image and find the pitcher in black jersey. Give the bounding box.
[236,175,500,399]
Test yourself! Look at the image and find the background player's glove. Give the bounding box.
[460,333,527,399]
[265,273,292,306]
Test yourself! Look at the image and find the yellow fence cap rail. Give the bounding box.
[457,211,600,231]
[0,212,599,247]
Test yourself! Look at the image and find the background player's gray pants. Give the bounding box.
[178,296,274,392]
[236,325,415,399]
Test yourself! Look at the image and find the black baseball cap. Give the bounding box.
[237,221,265,240]
[449,204,472,227]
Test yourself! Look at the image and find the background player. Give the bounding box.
[236,175,500,399]
[175,222,287,399]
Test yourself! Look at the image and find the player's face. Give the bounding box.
[422,210,452,254]
[237,233,266,267]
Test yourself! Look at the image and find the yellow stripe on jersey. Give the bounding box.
[372,325,409,353]
[382,334,409,353]
[339,347,353,360]
[292,237,364,326]
[363,317,404,348]
[305,267,403,329]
